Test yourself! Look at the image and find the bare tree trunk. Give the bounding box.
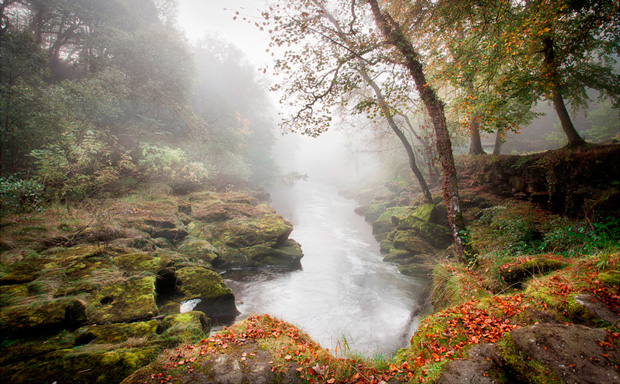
[469,116,486,155]
[361,73,433,204]
[542,37,585,148]
[366,0,468,259]
[493,128,503,156]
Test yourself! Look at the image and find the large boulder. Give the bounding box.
[0,297,86,335]
[86,276,159,324]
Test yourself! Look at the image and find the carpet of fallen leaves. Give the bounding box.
[139,252,620,384]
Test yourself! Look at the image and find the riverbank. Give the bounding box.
[3,146,620,383]
[0,185,303,383]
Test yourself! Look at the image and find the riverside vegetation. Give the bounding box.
[1,145,619,384]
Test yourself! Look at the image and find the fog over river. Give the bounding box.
[225,181,431,357]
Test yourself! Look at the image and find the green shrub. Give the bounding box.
[541,217,620,256]
[30,130,135,201]
[0,176,44,214]
[138,143,209,186]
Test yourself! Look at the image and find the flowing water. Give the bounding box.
[225,181,431,357]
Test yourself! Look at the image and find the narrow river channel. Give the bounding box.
[225,181,431,357]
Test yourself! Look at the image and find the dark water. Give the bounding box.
[225,181,431,357]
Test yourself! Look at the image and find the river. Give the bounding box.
[225,181,431,357]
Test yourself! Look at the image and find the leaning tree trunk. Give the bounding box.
[315,1,433,205]
[361,72,433,204]
[468,116,486,155]
[366,0,468,259]
[542,37,585,148]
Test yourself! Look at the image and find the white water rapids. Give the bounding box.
[225,181,431,357]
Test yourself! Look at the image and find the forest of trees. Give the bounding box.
[1,0,619,254]
[0,0,278,208]
[260,0,619,258]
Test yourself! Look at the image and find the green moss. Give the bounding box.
[1,345,161,384]
[364,201,389,223]
[499,257,569,288]
[86,276,158,324]
[157,311,210,344]
[597,270,620,290]
[176,266,232,300]
[177,236,218,264]
[74,320,159,344]
[112,252,164,273]
[0,297,86,334]
[498,334,563,384]
[372,207,411,235]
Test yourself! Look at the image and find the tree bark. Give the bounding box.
[493,128,503,156]
[366,0,468,259]
[542,37,585,148]
[468,116,486,155]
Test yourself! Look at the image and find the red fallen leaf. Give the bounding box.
[326,379,336,384]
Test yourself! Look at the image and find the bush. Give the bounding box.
[0,177,44,214]
[138,143,209,188]
[30,130,135,201]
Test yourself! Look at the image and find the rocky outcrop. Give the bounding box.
[0,189,302,384]
[459,144,620,217]
[359,200,451,277]
[437,324,620,384]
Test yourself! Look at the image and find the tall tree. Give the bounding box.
[498,0,620,147]
[366,0,468,258]
[262,0,433,203]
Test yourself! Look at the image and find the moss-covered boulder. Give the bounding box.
[172,266,238,320]
[157,311,210,340]
[498,256,569,288]
[0,344,161,384]
[74,320,159,345]
[501,324,620,384]
[212,213,293,248]
[86,276,158,324]
[392,231,437,254]
[177,236,218,264]
[372,206,411,235]
[0,297,86,335]
[364,201,388,223]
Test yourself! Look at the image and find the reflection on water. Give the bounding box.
[225,181,431,357]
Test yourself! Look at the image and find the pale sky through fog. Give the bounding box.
[176,0,271,66]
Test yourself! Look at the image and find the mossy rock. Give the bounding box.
[0,254,51,285]
[211,213,293,249]
[372,206,411,235]
[111,251,166,273]
[0,297,86,335]
[86,276,158,324]
[176,266,232,300]
[383,249,427,265]
[597,270,620,293]
[498,257,569,288]
[398,262,433,277]
[157,311,210,340]
[417,222,453,249]
[230,239,303,269]
[74,320,159,345]
[174,266,238,320]
[0,283,29,306]
[0,344,161,384]
[392,231,436,255]
[500,324,619,384]
[364,201,388,223]
[177,236,218,264]
[379,239,394,254]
